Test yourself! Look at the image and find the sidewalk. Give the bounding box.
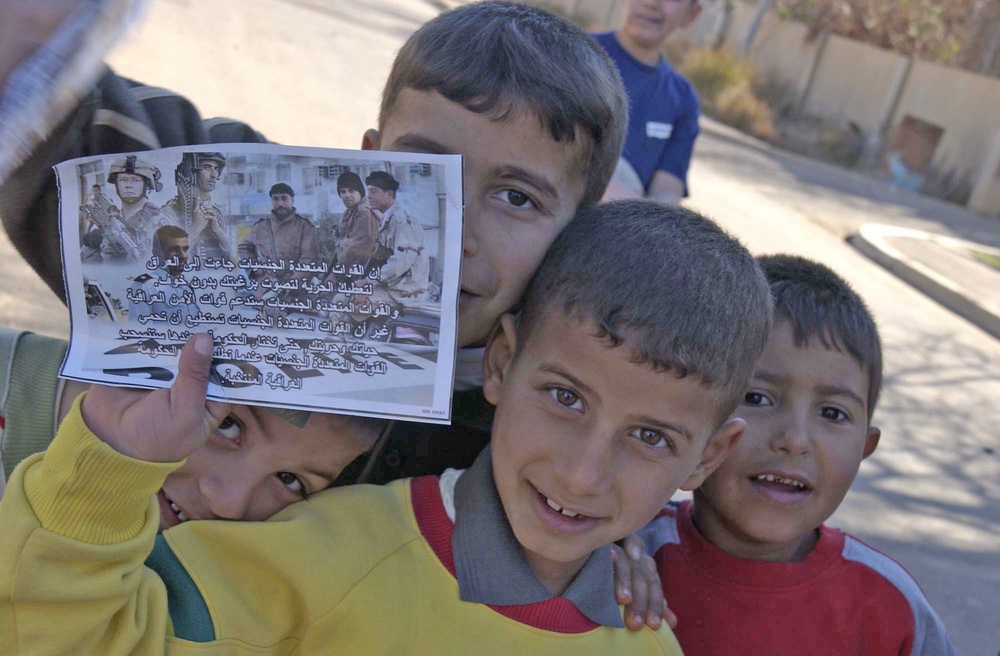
[850,225,1000,339]
[700,117,1000,340]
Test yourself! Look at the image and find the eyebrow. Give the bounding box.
[538,362,595,400]
[249,407,338,478]
[389,135,560,201]
[756,370,866,409]
[753,369,786,384]
[538,363,693,440]
[816,385,866,409]
[490,165,559,201]
[387,133,452,155]
[638,416,695,443]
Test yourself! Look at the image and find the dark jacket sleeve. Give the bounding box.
[334,388,495,486]
[0,68,267,302]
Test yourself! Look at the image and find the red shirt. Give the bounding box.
[642,501,955,655]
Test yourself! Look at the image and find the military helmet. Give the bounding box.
[108,155,163,193]
[194,152,227,172]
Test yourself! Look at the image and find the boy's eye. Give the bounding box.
[216,416,243,442]
[276,472,307,498]
[494,188,538,210]
[549,387,582,410]
[819,406,848,422]
[628,428,676,455]
[743,391,772,407]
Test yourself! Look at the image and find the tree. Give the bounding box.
[774,0,996,75]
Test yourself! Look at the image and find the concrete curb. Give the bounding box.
[848,224,1000,340]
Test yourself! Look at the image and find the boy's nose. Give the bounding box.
[463,230,479,257]
[198,472,254,521]
[771,415,812,456]
[555,433,614,498]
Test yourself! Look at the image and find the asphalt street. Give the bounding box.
[0,0,996,652]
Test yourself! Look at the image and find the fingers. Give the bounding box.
[181,337,231,433]
[642,555,665,630]
[169,334,215,418]
[623,533,644,561]
[80,383,151,459]
[627,555,651,630]
[663,599,678,629]
[617,534,670,632]
[611,544,632,604]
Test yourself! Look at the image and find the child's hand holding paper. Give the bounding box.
[81,334,230,463]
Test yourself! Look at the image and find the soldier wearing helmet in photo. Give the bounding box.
[78,156,161,264]
[160,152,232,262]
[108,155,165,253]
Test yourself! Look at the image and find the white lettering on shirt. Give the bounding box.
[646,122,673,140]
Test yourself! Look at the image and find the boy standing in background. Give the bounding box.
[594,0,703,203]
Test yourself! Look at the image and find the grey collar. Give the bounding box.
[451,448,624,628]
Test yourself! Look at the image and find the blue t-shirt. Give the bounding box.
[592,31,700,195]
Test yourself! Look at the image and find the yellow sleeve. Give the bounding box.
[0,394,181,655]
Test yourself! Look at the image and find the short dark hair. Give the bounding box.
[519,200,773,423]
[152,225,188,260]
[269,182,294,197]
[380,1,627,207]
[366,171,400,195]
[757,254,883,420]
[336,172,366,197]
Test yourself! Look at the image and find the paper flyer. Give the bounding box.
[55,143,463,423]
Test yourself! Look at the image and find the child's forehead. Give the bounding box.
[759,322,870,397]
[380,90,590,176]
[520,312,721,421]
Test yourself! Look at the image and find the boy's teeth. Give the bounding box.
[755,474,808,490]
[545,497,580,519]
[167,499,189,522]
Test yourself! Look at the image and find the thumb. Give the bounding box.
[169,333,215,418]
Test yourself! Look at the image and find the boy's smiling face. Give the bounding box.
[483,312,742,591]
[366,89,587,348]
[693,320,881,562]
[621,0,701,52]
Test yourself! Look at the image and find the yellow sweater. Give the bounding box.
[0,399,683,655]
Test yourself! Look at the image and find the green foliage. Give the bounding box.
[714,82,777,140]
[681,48,757,111]
[680,48,775,140]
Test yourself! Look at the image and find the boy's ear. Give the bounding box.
[679,418,745,492]
[863,426,881,460]
[482,314,519,406]
[362,129,381,151]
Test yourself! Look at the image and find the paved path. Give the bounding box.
[0,1,996,652]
